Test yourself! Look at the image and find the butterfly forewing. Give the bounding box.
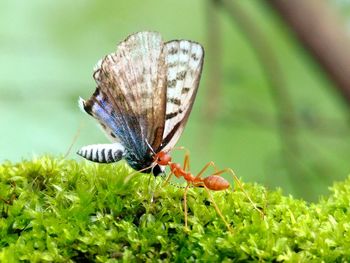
[103,32,166,152]
[161,40,204,152]
[85,32,167,160]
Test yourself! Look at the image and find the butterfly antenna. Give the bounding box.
[145,139,156,155]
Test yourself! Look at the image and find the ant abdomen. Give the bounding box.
[203,175,230,191]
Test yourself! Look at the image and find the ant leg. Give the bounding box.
[183,183,191,229]
[213,168,265,218]
[183,150,190,171]
[200,183,232,232]
[172,146,191,171]
[195,161,220,179]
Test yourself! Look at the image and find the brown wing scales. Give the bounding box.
[92,32,167,154]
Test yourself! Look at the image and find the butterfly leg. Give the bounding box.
[148,172,158,203]
[183,183,191,230]
[124,163,157,183]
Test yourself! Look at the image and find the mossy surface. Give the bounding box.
[0,156,349,262]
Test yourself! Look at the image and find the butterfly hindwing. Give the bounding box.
[161,40,204,152]
[79,96,121,142]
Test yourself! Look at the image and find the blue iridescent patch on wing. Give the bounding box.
[80,88,158,173]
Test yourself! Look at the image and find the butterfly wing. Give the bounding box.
[78,32,204,174]
[160,40,204,152]
[81,32,167,167]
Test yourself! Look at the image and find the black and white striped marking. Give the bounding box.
[77,143,125,163]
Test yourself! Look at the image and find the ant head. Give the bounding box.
[154,151,172,166]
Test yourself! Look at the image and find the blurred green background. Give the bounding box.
[1,0,350,201]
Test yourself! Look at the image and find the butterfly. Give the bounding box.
[77,31,204,176]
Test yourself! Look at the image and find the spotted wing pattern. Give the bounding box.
[80,32,167,167]
[160,40,204,152]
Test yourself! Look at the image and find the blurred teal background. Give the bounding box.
[1,0,350,201]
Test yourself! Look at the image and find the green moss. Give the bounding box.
[0,156,349,262]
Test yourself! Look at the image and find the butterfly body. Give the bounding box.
[77,32,204,175]
[123,150,163,176]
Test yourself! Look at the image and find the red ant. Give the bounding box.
[128,146,264,231]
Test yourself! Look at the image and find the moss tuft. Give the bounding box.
[0,156,350,261]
